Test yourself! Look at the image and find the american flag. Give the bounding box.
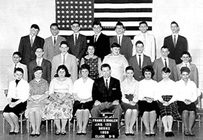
[56,0,153,37]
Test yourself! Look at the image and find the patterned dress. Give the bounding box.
[25,78,49,119]
[44,78,74,120]
[84,57,99,80]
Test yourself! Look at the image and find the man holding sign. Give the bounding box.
[91,63,122,128]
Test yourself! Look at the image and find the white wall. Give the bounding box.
[0,0,203,109]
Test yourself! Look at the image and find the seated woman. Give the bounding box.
[73,64,94,135]
[25,66,49,136]
[176,67,198,136]
[156,67,181,137]
[44,65,74,135]
[3,67,29,134]
[121,66,139,136]
[80,44,102,80]
[138,65,159,137]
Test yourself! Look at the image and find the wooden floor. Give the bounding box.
[0,115,202,140]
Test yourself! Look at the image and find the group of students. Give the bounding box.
[2,20,199,138]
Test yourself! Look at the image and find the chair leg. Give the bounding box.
[3,117,5,133]
[140,118,143,132]
[46,120,48,132]
[68,119,70,132]
[51,120,53,132]
[73,118,76,132]
[181,121,184,133]
[20,114,23,134]
[136,118,138,133]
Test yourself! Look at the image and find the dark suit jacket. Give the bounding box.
[163,35,188,64]
[110,36,133,61]
[67,34,87,60]
[18,35,44,66]
[92,77,122,102]
[153,57,178,82]
[89,33,110,60]
[28,58,52,83]
[129,54,152,81]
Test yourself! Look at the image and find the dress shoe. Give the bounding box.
[81,132,87,135]
[145,133,151,137]
[150,132,156,136]
[14,131,19,135]
[125,132,130,136]
[189,132,195,137]
[55,130,60,135]
[29,133,35,137]
[9,131,15,135]
[184,131,190,136]
[76,132,82,135]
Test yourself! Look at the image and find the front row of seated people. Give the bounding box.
[3,63,198,137]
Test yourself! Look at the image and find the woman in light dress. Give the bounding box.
[44,65,74,135]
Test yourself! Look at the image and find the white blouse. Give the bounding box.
[156,79,178,103]
[138,79,157,100]
[121,78,139,103]
[73,77,94,100]
[176,79,198,103]
[7,79,29,102]
[49,78,73,95]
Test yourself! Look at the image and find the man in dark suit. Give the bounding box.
[153,46,178,82]
[163,21,188,64]
[67,22,87,64]
[91,63,122,126]
[28,48,51,83]
[89,21,110,60]
[129,40,152,81]
[18,24,44,67]
[110,21,133,61]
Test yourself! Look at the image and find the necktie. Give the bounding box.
[30,36,34,47]
[37,60,40,66]
[14,64,17,72]
[105,79,108,89]
[138,55,141,69]
[63,54,66,64]
[74,34,77,45]
[173,35,176,47]
[94,35,97,43]
[164,58,167,67]
[54,37,56,45]
[118,36,121,46]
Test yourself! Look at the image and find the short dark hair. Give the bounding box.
[125,66,134,72]
[13,51,21,57]
[180,66,190,74]
[14,67,24,74]
[50,23,59,29]
[33,66,43,73]
[80,64,90,72]
[181,51,191,58]
[135,40,144,46]
[115,21,125,29]
[92,20,102,27]
[101,63,111,71]
[60,41,69,47]
[171,21,179,27]
[139,21,148,27]
[55,65,71,77]
[111,42,121,48]
[161,46,169,50]
[162,67,171,73]
[142,65,154,78]
[71,21,80,26]
[31,24,40,30]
